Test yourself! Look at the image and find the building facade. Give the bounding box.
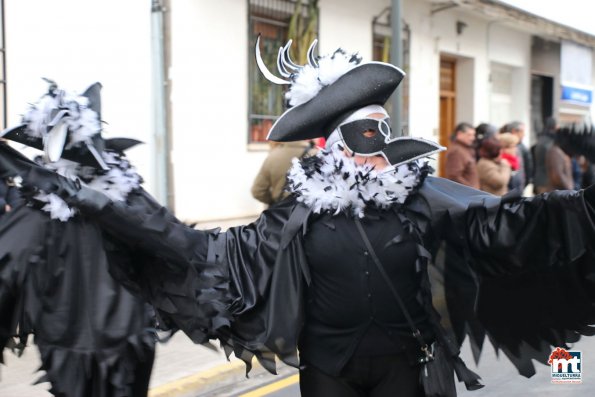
[4,0,595,221]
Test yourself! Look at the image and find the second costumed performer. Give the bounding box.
[13,39,595,397]
[0,82,156,397]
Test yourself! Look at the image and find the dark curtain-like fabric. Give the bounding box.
[0,145,156,397]
[0,203,155,397]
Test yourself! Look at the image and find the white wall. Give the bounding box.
[169,0,266,221]
[456,57,475,124]
[5,0,153,192]
[489,24,531,134]
[318,0,388,59]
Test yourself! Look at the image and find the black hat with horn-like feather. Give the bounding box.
[254,35,444,167]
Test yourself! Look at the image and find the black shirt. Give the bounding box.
[300,207,431,376]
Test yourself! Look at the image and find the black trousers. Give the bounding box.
[300,354,425,397]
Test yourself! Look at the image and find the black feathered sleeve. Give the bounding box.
[418,177,595,377]
[64,183,311,373]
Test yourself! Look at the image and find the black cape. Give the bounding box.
[0,147,156,397]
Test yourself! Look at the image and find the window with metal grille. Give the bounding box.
[372,7,410,135]
[248,0,318,144]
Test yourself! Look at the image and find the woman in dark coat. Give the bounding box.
[10,42,595,397]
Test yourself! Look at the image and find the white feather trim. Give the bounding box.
[32,151,141,221]
[86,151,142,202]
[22,88,101,146]
[287,145,424,218]
[286,49,361,107]
[34,192,77,222]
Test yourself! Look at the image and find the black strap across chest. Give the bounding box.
[354,217,432,361]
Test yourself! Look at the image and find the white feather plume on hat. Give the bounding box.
[286,49,362,107]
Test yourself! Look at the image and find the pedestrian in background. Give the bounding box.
[507,121,533,189]
[444,122,479,188]
[251,140,317,206]
[474,123,497,160]
[477,136,511,196]
[546,131,574,191]
[497,132,522,192]
[532,117,557,194]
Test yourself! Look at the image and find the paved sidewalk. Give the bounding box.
[0,215,262,397]
[0,334,234,397]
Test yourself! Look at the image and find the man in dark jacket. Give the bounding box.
[508,121,533,189]
[444,122,479,188]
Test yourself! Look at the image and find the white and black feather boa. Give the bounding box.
[287,145,429,218]
[33,151,142,221]
[23,89,101,146]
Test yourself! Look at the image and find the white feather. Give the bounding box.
[34,192,77,222]
[22,88,101,147]
[287,145,424,217]
[33,151,141,221]
[286,50,361,107]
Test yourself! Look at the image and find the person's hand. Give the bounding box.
[4,204,10,213]
[21,166,81,200]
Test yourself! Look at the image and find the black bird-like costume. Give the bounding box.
[0,83,156,397]
[6,42,595,396]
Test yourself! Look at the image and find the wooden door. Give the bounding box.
[439,58,456,176]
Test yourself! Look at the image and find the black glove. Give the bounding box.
[22,166,111,213]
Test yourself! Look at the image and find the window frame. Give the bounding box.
[247,0,318,148]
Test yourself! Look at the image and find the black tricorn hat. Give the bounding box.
[255,36,404,142]
[268,62,404,142]
[255,37,444,166]
[0,81,113,170]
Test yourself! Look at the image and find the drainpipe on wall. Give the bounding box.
[390,0,403,137]
[151,0,174,209]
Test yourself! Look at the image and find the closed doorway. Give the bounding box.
[439,57,456,176]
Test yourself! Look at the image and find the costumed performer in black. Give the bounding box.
[8,39,595,397]
[0,81,156,397]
